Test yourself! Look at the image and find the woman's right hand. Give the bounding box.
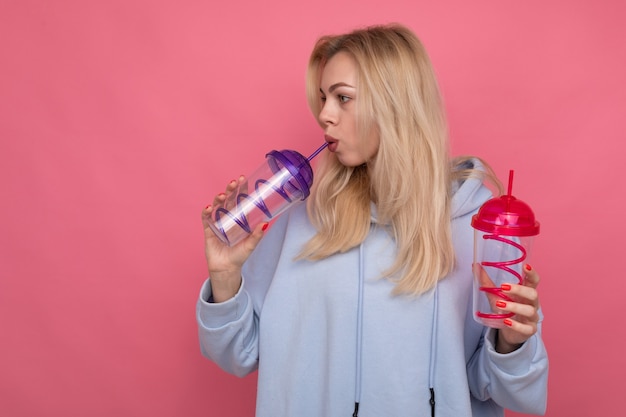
[201,176,267,303]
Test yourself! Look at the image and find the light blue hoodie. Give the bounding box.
[196,159,548,416]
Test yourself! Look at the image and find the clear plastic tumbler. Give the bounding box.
[471,171,540,328]
[209,143,327,246]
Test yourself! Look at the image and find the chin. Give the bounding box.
[336,155,367,167]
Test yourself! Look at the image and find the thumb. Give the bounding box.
[240,222,269,253]
[522,264,540,288]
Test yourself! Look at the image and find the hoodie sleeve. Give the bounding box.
[466,317,549,415]
[195,209,292,377]
[196,278,260,377]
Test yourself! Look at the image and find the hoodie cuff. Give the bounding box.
[484,327,539,375]
[196,278,250,329]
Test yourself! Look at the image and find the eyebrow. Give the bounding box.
[320,82,355,94]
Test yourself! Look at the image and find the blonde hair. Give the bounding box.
[301,24,496,295]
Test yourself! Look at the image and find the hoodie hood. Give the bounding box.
[370,158,493,224]
[451,158,494,219]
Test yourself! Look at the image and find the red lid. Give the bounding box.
[471,170,540,237]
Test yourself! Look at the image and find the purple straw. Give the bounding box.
[307,142,328,161]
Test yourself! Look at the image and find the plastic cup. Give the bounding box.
[471,171,540,328]
[209,144,326,246]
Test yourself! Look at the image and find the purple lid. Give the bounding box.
[471,170,540,237]
[266,150,314,199]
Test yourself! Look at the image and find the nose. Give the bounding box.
[318,101,337,126]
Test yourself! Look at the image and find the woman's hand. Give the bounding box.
[493,265,541,353]
[202,176,267,303]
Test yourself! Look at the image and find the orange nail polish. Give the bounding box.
[503,319,513,327]
[501,284,511,291]
[496,301,507,309]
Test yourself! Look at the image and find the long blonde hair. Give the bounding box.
[300,24,492,295]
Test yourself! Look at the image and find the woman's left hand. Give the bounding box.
[493,264,541,353]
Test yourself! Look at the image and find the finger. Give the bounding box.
[473,263,493,286]
[201,204,213,229]
[229,221,269,261]
[244,221,268,248]
[238,175,249,195]
[503,317,538,338]
[212,192,227,209]
[224,179,240,209]
[495,300,539,322]
[501,283,539,309]
[202,205,229,246]
[522,264,540,288]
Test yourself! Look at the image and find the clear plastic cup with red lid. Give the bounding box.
[471,170,540,328]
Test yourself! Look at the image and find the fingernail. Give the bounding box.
[503,319,513,327]
[205,204,211,210]
[496,301,507,309]
[501,284,511,291]
[525,264,532,271]
[218,193,226,197]
[262,223,269,231]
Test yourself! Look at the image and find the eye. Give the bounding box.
[320,95,327,103]
[339,95,351,103]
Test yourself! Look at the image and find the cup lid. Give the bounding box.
[471,170,540,236]
[266,149,314,200]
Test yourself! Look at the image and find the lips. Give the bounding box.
[324,134,338,152]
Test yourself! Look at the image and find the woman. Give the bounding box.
[197,24,548,417]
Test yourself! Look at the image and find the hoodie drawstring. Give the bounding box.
[428,285,439,417]
[353,243,365,416]
[352,240,439,417]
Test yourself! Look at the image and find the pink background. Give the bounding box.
[1,1,624,416]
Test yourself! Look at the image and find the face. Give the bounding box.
[318,52,380,167]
